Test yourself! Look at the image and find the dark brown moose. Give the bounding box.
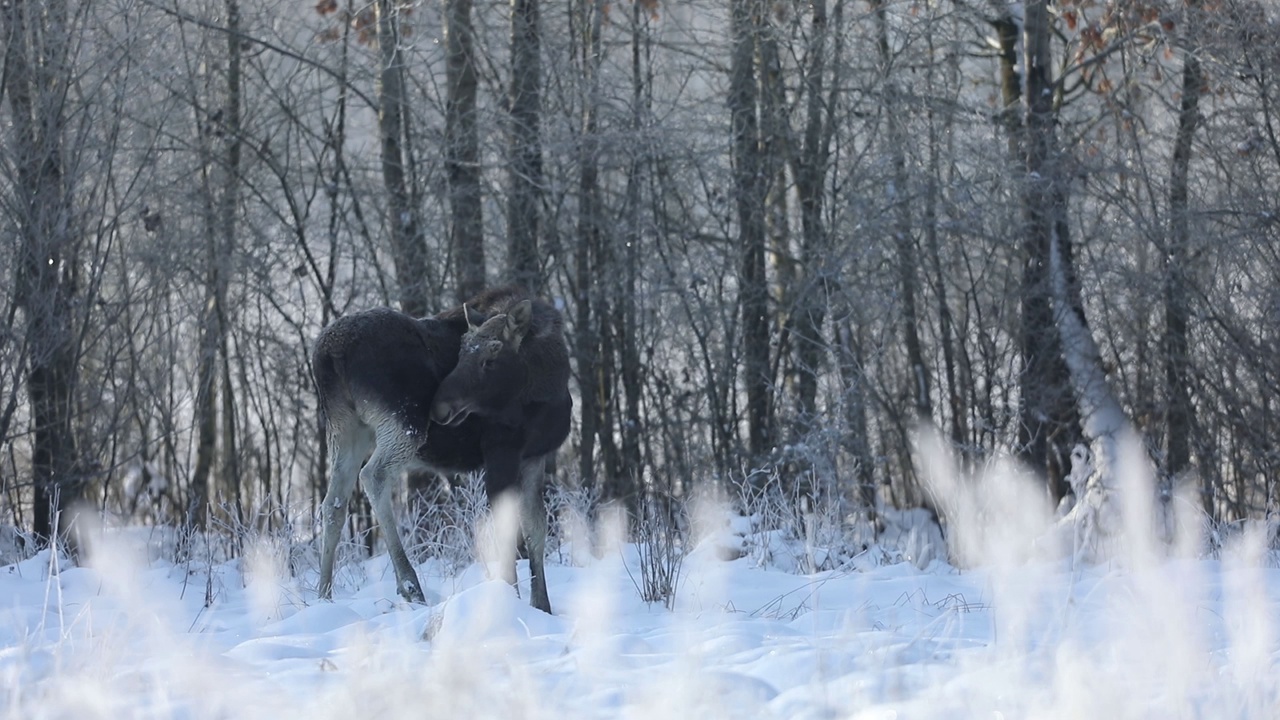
[312,286,570,613]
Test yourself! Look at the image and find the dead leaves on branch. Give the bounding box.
[313,0,416,46]
[1057,0,1279,117]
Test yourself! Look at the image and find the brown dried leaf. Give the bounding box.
[352,6,375,30]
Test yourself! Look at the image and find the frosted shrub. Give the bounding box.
[733,468,863,573]
[404,473,491,578]
[632,498,685,608]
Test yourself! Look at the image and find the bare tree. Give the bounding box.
[994,0,1082,503]
[376,0,431,317]
[872,0,932,428]
[507,0,543,291]
[1019,0,1151,549]
[730,0,773,461]
[188,0,246,531]
[787,0,842,440]
[1164,4,1205,511]
[447,0,486,300]
[1,0,88,545]
[571,0,605,493]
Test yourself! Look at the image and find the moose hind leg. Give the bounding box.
[361,423,427,603]
[319,417,373,600]
[519,457,551,614]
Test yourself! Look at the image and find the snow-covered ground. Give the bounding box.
[1,513,1278,719]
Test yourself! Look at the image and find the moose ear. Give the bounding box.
[502,300,533,347]
[463,303,480,332]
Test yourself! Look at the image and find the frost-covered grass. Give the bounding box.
[2,467,1279,719]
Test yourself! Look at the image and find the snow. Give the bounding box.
[2,518,1279,718]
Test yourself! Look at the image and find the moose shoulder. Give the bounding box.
[312,286,570,613]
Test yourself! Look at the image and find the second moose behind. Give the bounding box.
[430,287,572,612]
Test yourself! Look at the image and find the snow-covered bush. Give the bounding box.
[727,467,946,574]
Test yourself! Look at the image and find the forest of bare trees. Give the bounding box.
[2,0,1279,550]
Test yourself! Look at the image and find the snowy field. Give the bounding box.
[2,502,1279,720]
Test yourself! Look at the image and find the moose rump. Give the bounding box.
[312,287,570,613]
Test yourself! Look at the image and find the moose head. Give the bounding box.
[431,299,533,427]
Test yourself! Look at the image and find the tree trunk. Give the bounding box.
[836,315,877,523]
[377,0,430,317]
[1165,46,1204,513]
[787,0,841,469]
[446,0,486,301]
[189,1,244,530]
[1048,221,1142,559]
[613,1,648,515]
[729,0,772,461]
[573,0,605,491]
[1021,0,1143,556]
[872,0,932,425]
[2,0,86,546]
[190,294,218,530]
[1015,0,1081,503]
[924,31,966,458]
[507,0,543,292]
[220,0,244,524]
[757,15,791,331]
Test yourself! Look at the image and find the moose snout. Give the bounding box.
[431,399,468,426]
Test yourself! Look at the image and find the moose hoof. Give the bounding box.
[399,580,426,604]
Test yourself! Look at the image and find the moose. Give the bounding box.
[312,286,571,613]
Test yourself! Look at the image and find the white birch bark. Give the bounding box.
[1048,228,1168,561]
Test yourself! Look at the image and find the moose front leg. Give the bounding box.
[481,439,552,613]
[519,456,551,614]
[482,445,522,589]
